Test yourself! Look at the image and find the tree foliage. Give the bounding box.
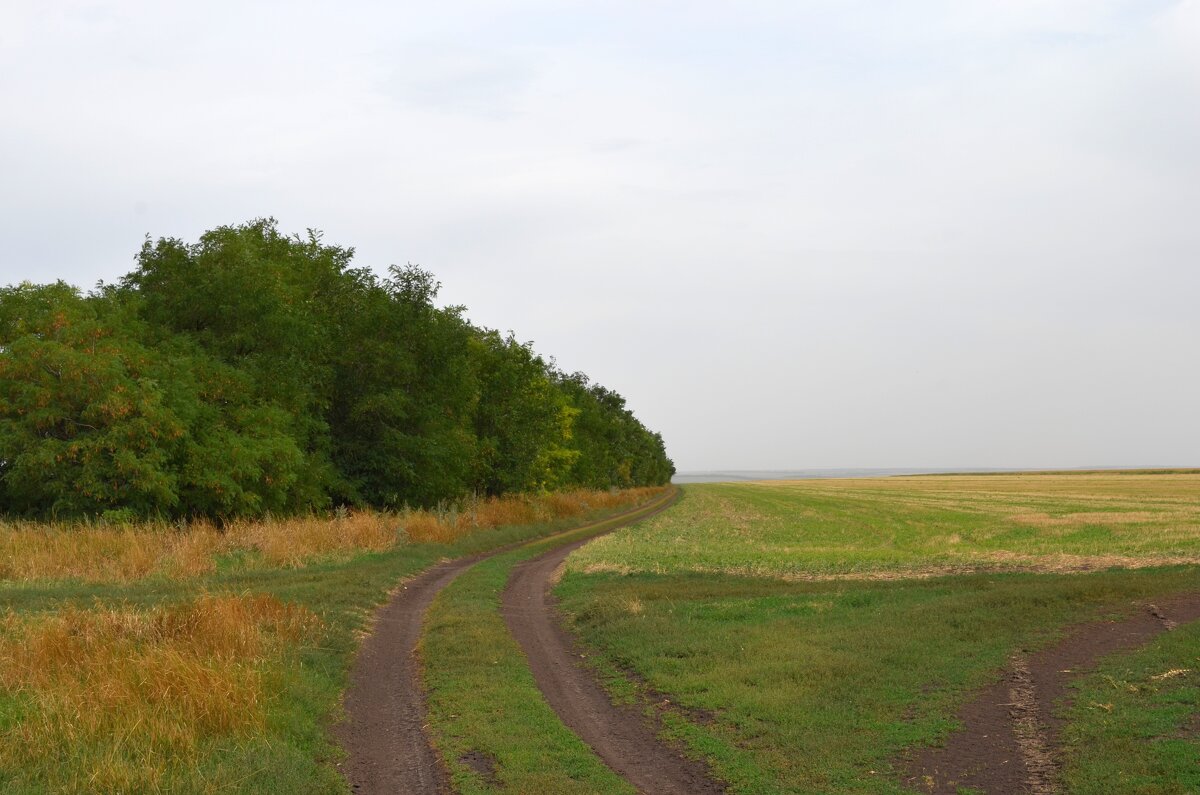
[0,220,673,519]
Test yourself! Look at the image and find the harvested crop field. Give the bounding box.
[569,473,1200,579]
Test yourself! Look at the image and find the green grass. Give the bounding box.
[555,477,1200,794]
[0,497,661,794]
[557,567,1200,794]
[421,497,677,794]
[1060,621,1200,795]
[422,551,633,795]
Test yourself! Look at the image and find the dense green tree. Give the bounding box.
[0,283,180,518]
[0,221,674,520]
[557,372,674,489]
[471,331,579,495]
[122,219,347,506]
[328,266,477,507]
[0,283,307,519]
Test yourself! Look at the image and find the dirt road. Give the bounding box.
[336,491,685,795]
[336,556,482,794]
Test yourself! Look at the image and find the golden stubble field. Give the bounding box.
[569,472,1200,580]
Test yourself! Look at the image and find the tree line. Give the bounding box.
[0,219,674,521]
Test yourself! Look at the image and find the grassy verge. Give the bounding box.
[0,488,660,584]
[420,496,679,795]
[1059,621,1200,795]
[0,487,664,794]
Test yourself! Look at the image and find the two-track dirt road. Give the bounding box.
[336,488,725,794]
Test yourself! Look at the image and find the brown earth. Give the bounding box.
[334,492,680,795]
[904,592,1200,794]
[501,491,728,795]
[335,556,481,794]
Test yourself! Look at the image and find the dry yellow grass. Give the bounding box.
[395,487,661,544]
[0,594,320,793]
[0,523,226,582]
[813,471,1200,502]
[0,488,666,791]
[219,512,400,567]
[0,488,663,584]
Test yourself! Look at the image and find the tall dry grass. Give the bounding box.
[0,594,320,793]
[402,487,664,543]
[219,511,400,567]
[0,487,666,584]
[0,522,227,582]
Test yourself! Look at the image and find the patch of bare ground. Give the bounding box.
[458,750,500,787]
[903,593,1200,795]
[1176,711,1200,740]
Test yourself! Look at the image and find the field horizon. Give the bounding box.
[674,466,1200,483]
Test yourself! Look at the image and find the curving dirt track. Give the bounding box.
[905,593,1200,795]
[335,491,684,795]
[502,491,728,795]
[335,556,480,794]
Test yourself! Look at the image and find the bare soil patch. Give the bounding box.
[903,593,1200,794]
[458,750,500,786]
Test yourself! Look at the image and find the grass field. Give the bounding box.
[0,487,662,794]
[570,474,1200,579]
[557,473,1200,794]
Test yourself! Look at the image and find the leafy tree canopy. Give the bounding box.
[0,220,674,520]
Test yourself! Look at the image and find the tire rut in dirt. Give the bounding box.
[335,557,480,794]
[904,592,1200,795]
[501,498,727,795]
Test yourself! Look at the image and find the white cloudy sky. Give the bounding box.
[2,1,1197,471]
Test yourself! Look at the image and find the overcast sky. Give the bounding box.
[2,1,1197,471]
